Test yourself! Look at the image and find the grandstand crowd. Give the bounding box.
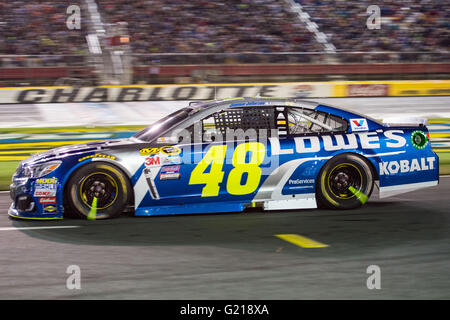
[299,0,449,52]
[0,0,448,63]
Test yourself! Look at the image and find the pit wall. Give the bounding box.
[0,80,449,104]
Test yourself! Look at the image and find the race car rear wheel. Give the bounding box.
[65,162,131,219]
[316,154,374,209]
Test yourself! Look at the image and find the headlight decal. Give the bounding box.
[23,161,62,178]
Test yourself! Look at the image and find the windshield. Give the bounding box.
[133,108,192,142]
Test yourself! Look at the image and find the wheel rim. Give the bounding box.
[79,172,118,210]
[327,163,363,200]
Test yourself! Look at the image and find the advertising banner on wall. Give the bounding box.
[0,80,448,104]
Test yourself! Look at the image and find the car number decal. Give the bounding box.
[189,142,266,197]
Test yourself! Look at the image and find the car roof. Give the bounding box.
[190,97,320,112]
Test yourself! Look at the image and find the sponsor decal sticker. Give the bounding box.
[144,155,181,166]
[287,179,315,189]
[379,157,436,175]
[411,130,428,150]
[78,153,116,162]
[288,179,314,185]
[160,146,181,155]
[36,177,57,184]
[293,84,314,98]
[34,178,58,197]
[270,130,406,156]
[229,101,267,107]
[39,197,56,204]
[145,156,161,166]
[159,166,181,180]
[140,146,181,156]
[350,118,369,132]
[43,205,57,214]
[347,84,388,97]
[140,147,160,156]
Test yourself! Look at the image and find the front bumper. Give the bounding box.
[9,179,63,220]
[8,204,62,220]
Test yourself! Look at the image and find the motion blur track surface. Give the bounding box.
[0,177,449,299]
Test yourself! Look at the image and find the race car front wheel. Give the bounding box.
[316,154,374,209]
[65,162,131,219]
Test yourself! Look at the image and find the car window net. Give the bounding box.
[212,108,275,135]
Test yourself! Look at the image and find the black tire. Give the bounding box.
[316,153,374,209]
[64,162,131,219]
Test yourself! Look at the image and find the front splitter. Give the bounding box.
[8,204,63,220]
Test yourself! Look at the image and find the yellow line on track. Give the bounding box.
[0,140,99,149]
[0,156,29,161]
[0,150,44,155]
[430,134,450,138]
[429,120,450,124]
[0,127,144,134]
[275,234,329,248]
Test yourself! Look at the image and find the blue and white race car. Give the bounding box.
[9,97,439,220]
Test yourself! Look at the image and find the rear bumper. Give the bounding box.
[379,180,438,198]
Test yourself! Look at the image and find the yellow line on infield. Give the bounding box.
[275,234,329,248]
[0,140,99,149]
[0,150,44,154]
[0,156,29,161]
[430,133,450,138]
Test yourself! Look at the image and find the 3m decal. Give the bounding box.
[350,118,369,132]
[144,155,181,167]
[145,156,161,166]
[379,157,436,175]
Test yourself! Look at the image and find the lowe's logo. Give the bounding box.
[379,157,436,175]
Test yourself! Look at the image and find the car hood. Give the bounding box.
[21,138,138,166]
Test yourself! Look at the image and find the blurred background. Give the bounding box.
[0,0,449,188]
[1,0,449,85]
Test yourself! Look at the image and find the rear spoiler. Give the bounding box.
[382,117,428,127]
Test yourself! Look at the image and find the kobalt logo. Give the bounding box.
[379,157,436,175]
